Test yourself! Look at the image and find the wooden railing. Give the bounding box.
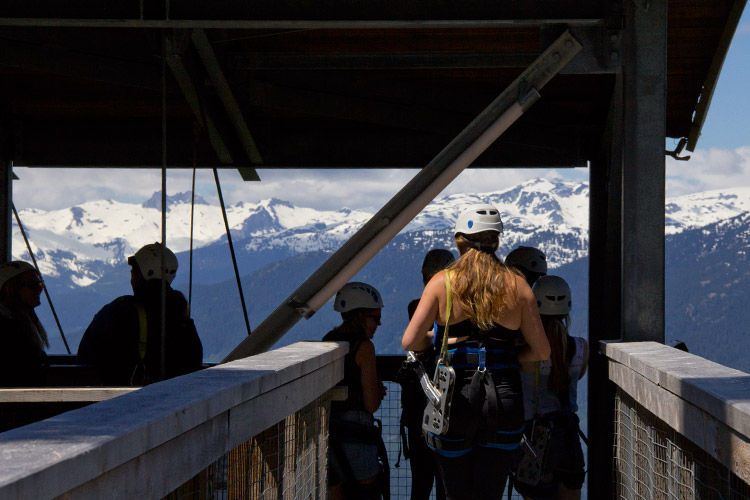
[0,341,346,500]
[605,341,750,499]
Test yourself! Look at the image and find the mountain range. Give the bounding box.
[13,178,750,373]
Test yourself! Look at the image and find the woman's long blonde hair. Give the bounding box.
[449,235,518,330]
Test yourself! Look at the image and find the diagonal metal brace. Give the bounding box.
[224,30,582,361]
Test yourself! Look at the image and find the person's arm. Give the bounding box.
[579,338,589,379]
[515,275,551,363]
[402,273,442,351]
[355,339,381,414]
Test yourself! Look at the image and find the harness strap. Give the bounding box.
[136,303,148,361]
[438,270,453,365]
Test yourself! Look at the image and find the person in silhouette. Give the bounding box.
[505,246,547,287]
[515,275,588,500]
[77,243,203,386]
[399,249,455,500]
[403,205,550,500]
[324,282,387,500]
[0,261,48,386]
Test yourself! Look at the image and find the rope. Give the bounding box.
[11,203,70,354]
[213,168,252,337]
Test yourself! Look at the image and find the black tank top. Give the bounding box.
[435,320,521,370]
[323,329,367,413]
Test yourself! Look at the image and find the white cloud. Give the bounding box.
[666,146,750,197]
[19,146,750,214]
[12,165,590,212]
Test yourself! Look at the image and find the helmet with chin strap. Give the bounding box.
[453,204,504,237]
[334,282,384,313]
[505,246,547,276]
[127,243,178,284]
[532,275,572,315]
[0,261,37,292]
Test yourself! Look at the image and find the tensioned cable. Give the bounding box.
[189,66,252,338]
[188,162,196,312]
[11,203,71,354]
[159,32,168,381]
[213,168,252,337]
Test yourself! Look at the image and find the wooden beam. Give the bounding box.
[621,0,666,343]
[686,0,748,151]
[191,29,263,180]
[0,1,608,28]
[224,30,582,360]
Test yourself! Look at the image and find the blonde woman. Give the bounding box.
[403,205,550,500]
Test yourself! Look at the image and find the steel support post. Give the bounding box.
[0,158,11,262]
[588,73,623,500]
[621,0,666,343]
[225,31,583,361]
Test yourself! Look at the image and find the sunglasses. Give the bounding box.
[21,280,44,289]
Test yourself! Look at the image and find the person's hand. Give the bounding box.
[379,382,387,400]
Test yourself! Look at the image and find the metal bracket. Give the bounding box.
[665,138,691,161]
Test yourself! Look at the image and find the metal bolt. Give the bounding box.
[565,40,574,49]
[611,33,619,42]
[552,52,561,61]
[382,217,391,226]
[610,51,619,60]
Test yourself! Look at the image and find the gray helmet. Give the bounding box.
[127,243,178,284]
[334,282,384,313]
[532,275,572,315]
[421,249,456,280]
[505,246,547,276]
[454,204,504,237]
[0,261,37,292]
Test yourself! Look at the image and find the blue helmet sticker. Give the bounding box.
[467,220,474,228]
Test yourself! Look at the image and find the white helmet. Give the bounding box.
[0,261,37,292]
[421,249,456,280]
[127,243,178,284]
[533,275,572,315]
[334,282,384,313]
[505,246,548,275]
[454,204,504,236]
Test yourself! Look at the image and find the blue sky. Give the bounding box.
[12,10,750,213]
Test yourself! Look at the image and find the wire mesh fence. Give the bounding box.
[613,388,750,500]
[162,393,330,500]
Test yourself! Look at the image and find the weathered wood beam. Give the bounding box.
[621,0,666,343]
[165,33,259,180]
[191,29,262,181]
[224,30,583,360]
[0,342,346,500]
[0,1,608,28]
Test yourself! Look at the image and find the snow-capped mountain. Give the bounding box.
[665,187,750,234]
[11,178,750,289]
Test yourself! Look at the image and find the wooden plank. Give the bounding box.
[0,388,136,403]
[0,341,346,500]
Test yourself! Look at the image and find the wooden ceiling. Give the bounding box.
[0,0,743,171]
